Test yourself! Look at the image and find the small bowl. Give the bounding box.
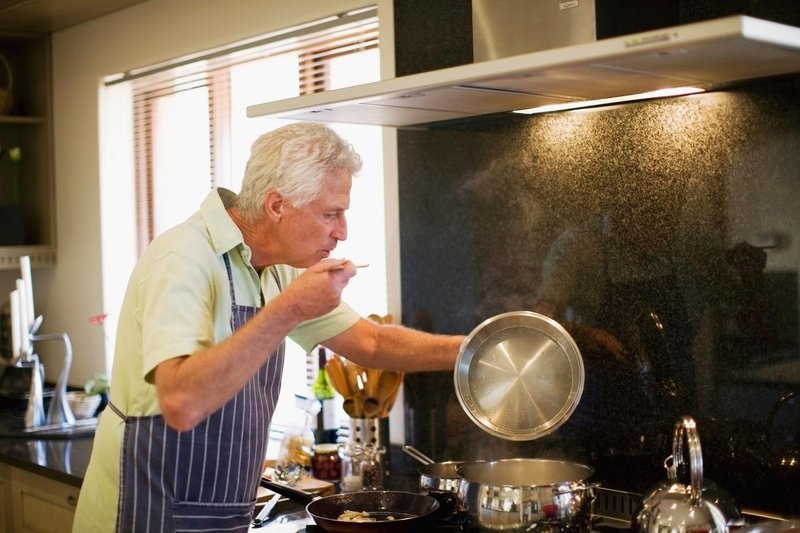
[66,391,101,419]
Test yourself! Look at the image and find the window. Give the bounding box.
[101,8,387,443]
[125,8,380,250]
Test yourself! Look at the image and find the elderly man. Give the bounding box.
[74,122,463,532]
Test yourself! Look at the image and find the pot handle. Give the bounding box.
[670,415,704,507]
[552,481,602,497]
[401,445,435,465]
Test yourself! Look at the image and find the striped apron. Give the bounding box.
[112,254,284,532]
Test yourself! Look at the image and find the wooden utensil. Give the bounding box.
[362,366,382,417]
[342,398,362,418]
[362,396,381,417]
[382,375,403,417]
[326,354,351,397]
[377,370,404,417]
[365,367,381,398]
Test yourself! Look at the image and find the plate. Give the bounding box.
[454,311,584,441]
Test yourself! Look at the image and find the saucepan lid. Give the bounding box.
[454,311,584,441]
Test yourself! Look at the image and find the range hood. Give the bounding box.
[247,15,800,127]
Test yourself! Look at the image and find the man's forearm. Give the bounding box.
[375,324,464,372]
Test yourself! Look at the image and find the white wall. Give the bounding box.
[48,0,397,387]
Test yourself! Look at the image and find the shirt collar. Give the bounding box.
[201,188,247,258]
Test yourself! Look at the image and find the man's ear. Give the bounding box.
[264,190,284,220]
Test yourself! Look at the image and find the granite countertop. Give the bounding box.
[0,432,421,493]
[0,432,93,487]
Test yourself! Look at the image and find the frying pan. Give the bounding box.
[260,479,439,532]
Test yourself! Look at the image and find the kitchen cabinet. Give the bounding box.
[0,465,78,533]
[0,31,55,271]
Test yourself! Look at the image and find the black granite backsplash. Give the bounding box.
[398,74,800,515]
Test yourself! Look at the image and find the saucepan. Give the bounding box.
[260,479,439,532]
[401,444,469,495]
[457,458,598,531]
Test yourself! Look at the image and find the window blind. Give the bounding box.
[126,8,378,251]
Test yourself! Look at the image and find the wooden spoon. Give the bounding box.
[362,397,381,418]
[377,371,404,417]
[326,354,351,397]
[361,367,381,417]
[342,398,362,418]
[365,367,381,398]
[344,359,364,398]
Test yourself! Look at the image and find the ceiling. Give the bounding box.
[0,0,146,33]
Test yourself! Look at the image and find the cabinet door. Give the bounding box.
[0,31,56,269]
[10,467,79,533]
[0,463,11,533]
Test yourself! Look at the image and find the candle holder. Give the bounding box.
[24,332,75,428]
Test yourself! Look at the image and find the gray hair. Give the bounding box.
[235,122,363,222]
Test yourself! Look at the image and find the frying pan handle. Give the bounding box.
[260,478,318,505]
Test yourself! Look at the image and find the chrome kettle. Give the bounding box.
[634,416,744,533]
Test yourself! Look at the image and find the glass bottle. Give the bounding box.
[312,347,338,443]
[338,442,363,492]
[274,396,317,485]
[359,444,386,490]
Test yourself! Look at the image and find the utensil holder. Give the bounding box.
[348,416,391,481]
[349,416,389,447]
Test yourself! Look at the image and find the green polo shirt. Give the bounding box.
[73,188,359,532]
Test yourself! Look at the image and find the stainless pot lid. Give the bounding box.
[454,311,584,441]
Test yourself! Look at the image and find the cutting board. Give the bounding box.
[258,463,336,501]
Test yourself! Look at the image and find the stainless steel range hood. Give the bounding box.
[247,15,800,127]
[472,0,598,62]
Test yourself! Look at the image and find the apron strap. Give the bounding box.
[268,266,282,292]
[107,400,128,421]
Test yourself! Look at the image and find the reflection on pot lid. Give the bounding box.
[454,311,584,441]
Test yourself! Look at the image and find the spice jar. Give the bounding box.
[338,442,363,492]
[311,443,341,481]
[359,444,386,490]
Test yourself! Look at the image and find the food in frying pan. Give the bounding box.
[337,510,396,522]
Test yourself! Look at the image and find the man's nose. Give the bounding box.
[332,214,347,241]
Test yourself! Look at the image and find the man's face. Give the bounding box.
[280,170,351,268]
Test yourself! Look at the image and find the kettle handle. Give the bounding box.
[670,415,704,507]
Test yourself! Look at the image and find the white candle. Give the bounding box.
[10,290,20,359]
[20,255,34,327]
[15,279,30,355]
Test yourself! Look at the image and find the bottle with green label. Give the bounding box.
[313,347,338,443]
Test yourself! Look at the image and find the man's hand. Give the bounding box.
[278,259,358,322]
